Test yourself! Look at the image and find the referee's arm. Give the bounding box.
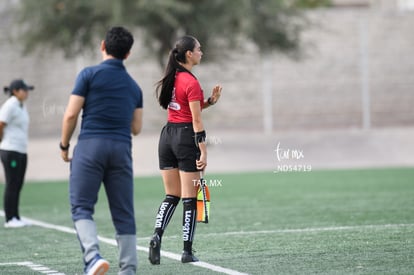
[190,100,207,170]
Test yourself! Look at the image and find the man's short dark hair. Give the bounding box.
[105,26,134,59]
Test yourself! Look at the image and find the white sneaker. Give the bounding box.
[4,217,26,228]
[20,218,31,226]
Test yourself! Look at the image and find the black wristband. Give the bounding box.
[194,130,206,146]
[59,142,70,151]
[207,97,215,105]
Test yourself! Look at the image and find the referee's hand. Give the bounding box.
[210,85,222,104]
[196,152,207,170]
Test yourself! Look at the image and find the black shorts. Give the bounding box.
[158,122,200,172]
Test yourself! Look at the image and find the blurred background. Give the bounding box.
[0,0,413,180]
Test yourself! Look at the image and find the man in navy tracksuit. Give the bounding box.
[60,26,143,275]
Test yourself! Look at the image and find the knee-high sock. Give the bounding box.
[154,195,180,240]
[182,197,197,252]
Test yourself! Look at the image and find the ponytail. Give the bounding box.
[156,49,179,109]
[156,36,198,109]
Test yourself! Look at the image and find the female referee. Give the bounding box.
[149,35,222,264]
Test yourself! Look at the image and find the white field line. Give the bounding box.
[0,261,65,275]
[0,211,249,275]
[3,210,413,275]
[136,223,414,241]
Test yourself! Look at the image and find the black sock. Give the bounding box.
[154,195,180,240]
[182,197,197,253]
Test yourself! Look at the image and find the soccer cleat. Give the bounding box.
[4,217,26,228]
[84,254,109,275]
[181,250,199,263]
[148,234,161,265]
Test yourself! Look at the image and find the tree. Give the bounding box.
[11,0,329,66]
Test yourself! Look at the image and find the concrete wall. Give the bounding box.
[0,2,413,138]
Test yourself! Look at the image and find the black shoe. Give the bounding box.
[149,234,161,265]
[181,250,199,263]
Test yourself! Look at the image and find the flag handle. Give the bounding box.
[200,170,209,223]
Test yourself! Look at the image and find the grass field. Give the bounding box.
[0,168,414,274]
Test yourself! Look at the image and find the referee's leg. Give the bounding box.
[175,125,200,262]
